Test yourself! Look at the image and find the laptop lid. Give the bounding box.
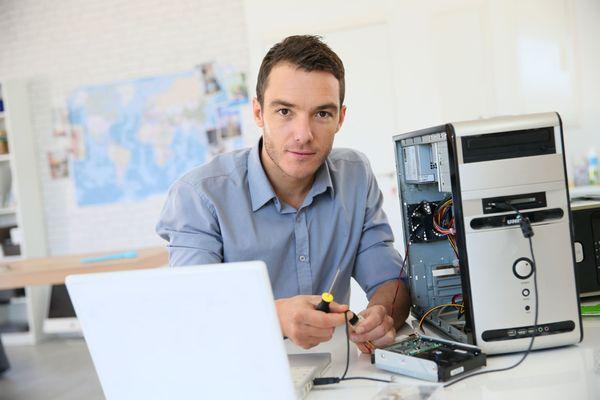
[66,261,297,400]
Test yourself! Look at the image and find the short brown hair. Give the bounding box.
[256,35,345,107]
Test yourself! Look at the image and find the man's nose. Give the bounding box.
[293,115,314,144]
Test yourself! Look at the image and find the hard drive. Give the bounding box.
[373,334,486,382]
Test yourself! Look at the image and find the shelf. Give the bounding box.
[0,207,16,215]
[8,296,27,305]
[0,81,49,346]
[1,331,35,346]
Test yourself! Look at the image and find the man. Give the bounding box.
[156,35,410,352]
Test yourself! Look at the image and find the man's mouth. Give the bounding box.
[287,150,316,160]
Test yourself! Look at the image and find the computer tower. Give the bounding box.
[394,112,583,354]
[571,199,600,297]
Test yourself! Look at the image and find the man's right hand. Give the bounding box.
[275,295,349,349]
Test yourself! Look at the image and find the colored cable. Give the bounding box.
[418,303,464,332]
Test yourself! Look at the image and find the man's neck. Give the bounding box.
[260,145,314,210]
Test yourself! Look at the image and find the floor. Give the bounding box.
[0,338,103,400]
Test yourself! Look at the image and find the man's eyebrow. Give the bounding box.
[312,103,339,112]
[268,99,296,108]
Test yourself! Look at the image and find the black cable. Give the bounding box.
[391,241,410,309]
[313,311,392,386]
[340,311,351,380]
[341,376,392,383]
[444,203,539,388]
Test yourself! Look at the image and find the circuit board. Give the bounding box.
[385,336,442,356]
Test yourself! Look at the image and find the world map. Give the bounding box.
[68,67,248,206]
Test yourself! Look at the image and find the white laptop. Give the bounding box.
[66,261,330,400]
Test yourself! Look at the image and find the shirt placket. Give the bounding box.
[294,209,312,294]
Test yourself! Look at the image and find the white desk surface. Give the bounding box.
[285,317,600,399]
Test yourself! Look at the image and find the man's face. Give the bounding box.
[253,62,346,181]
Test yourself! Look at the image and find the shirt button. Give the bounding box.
[299,255,307,262]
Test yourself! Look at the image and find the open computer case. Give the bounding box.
[393,112,583,354]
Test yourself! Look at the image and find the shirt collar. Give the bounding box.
[248,139,277,212]
[247,138,335,212]
[306,158,335,204]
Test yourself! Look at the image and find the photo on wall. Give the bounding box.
[47,150,69,180]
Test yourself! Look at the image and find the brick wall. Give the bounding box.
[0,0,250,255]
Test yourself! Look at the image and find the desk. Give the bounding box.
[0,247,168,361]
[0,319,597,398]
[0,246,168,290]
[287,317,600,399]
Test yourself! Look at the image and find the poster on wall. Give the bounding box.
[66,65,250,206]
[47,150,70,179]
[46,107,73,180]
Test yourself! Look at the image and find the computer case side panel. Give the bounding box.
[556,113,584,343]
[445,123,477,344]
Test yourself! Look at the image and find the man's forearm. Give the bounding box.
[368,280,410,330]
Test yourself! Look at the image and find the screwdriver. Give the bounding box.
[316,268,341,312]
[315,268,376,352]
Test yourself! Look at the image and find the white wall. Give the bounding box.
[570,0,600,167]
[0,0,249,255]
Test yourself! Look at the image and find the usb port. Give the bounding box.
[507,330,517,337]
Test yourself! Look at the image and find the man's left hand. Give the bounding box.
[349,305,395,354]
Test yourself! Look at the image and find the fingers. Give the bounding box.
[306,295,349,313]
[351,315,394,343]
[295,325,335,341]
[287,321,335,349]
[306,295,326,307]
[303,308,347,328]
[353,305,386,334]
[327,301,349,314]
[286,323,335,349]
[371,327,396,348]
[276,295,353,349]
[284,313,336,348]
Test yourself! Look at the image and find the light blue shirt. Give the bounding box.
[156,139,403,303]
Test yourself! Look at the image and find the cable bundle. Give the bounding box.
[433,198,458,255]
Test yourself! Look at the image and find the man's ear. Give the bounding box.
[336,105,347,133]
[252,97,264,128]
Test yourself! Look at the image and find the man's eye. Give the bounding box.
[316,111,331,118]
[277,108,290,116]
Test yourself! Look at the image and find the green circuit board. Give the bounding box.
[385,335,442,356]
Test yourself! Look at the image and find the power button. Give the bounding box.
[513,257,534,279]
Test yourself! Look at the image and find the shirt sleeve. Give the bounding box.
[352,165,405,300]
[155,179,223,267]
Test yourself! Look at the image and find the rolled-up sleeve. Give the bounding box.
[352,168,404,300]
[156,180,223,267]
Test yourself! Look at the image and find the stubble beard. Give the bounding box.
[262,133,328,181]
